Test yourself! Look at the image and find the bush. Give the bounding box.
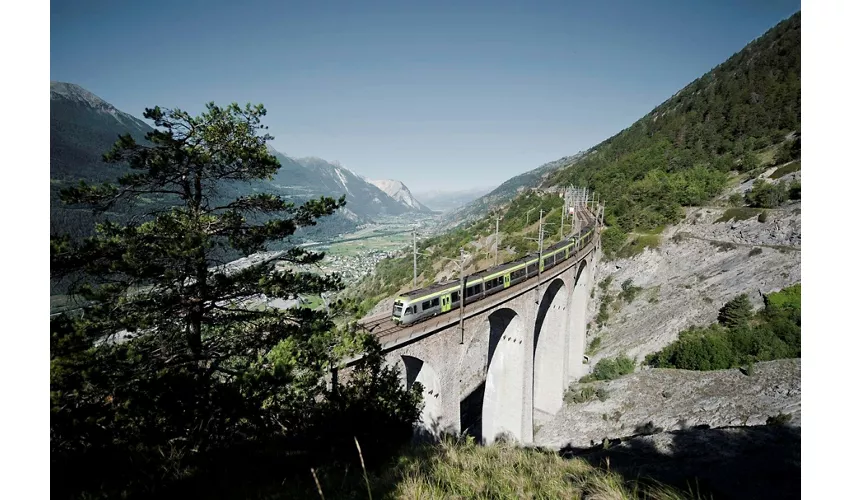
[586,336,602,355]
[617,233,662,259]
[748,247,763,257]
[583,355,636,382]
[646,284,801,371]
[746,179,789,208]
[758,211,768,223]
[727,192,744,207]
[619,278,643,303]
[767,412,793,426]
[601,226,628,259]
[788,180,801,200]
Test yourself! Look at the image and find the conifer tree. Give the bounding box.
[718,294,753,329]
[50,103,421,496]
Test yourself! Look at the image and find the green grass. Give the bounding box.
[300,294,325,310]
[769,160,801,179]
[714,207,762,223]
[292,437,702,499]
[617,233,661,259]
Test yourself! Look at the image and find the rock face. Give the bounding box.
[585,203,801,364]
[368,179,432,212]
[535,358,800,449]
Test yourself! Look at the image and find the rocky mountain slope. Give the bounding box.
[585,200,801,365]
[266,149,414,221]
[51,82,153,184]
[368,179,431,212]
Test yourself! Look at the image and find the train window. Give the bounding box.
[496,276,503,286]
[485,280,494,290]
[432,298,439,308]
[413,305,418,313]
[451,291,459,302]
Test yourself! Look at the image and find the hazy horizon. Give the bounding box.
[51,0,800,192]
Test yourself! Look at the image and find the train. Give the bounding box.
[391,221,596,326]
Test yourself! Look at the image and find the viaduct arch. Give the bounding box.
[372,223,601,446]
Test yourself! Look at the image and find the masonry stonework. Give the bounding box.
[384,237,600,445]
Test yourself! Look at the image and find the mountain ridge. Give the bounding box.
[50,83,424,239]
[367,179,432,213]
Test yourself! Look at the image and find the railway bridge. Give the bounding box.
[354,207,602,445]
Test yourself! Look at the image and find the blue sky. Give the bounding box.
[51,0,800,192]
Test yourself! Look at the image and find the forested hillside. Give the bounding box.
[544,12,801,232]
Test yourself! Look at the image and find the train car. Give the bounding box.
[391,217,597,326]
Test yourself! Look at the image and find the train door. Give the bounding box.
[440,294,452,312]
[539,256,545,273]
[504,273,510,288]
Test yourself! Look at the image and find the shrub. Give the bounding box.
[727,192,744,207]
[601,226,628,259]
[767,412,793,426]
[646,284,801,371]
[583,355,636,382]
[718,294,753,329]
[746,179,789,208]
[758,211,768,223]
[586,336,602,355]
[749,247,763,257]
[619,278,642,303]
[788,180,801,200]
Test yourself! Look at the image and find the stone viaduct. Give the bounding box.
[361,227,602,446]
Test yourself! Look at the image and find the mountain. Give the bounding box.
[266,149,414,220]
[367,179,431,212]
[412,186,494,213]
[50,83,425,244]
[444,150,587,225]
[542,12,801,232]
[348,11,801,316]
[51,82,153,184]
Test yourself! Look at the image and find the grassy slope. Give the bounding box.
[272,437,701,499]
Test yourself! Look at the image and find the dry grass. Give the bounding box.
[302,437,704,499]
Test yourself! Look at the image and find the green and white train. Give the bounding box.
[392,224,596,326]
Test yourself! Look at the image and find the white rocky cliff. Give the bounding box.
[368,179,432,212]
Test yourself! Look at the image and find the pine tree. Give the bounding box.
[49,103,421,496]
[718,294,753,329]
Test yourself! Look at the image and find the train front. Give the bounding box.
[392,298,405,324]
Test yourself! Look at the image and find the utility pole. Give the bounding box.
[438,250,467,344]
[536,209,544,303]
[492,210,503,266]
[459,249,466,344]
[412,229,417,288]
[560,186,567,240]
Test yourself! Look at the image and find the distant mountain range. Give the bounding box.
[443,151,587,225]
[367,179,431,212]
[50,82,424,240]
[412,186,494,213]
